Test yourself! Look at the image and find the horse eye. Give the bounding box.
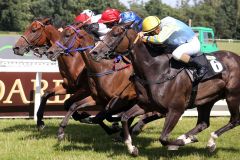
[32,28,37,33]
[65,34,70,38]
[113,32,119,37]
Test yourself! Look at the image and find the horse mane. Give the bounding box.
[144,43,174,56]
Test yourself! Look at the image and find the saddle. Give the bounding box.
[170,53,224,109]
[170,53,224,82]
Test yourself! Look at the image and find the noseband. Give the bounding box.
[21,20,46,51]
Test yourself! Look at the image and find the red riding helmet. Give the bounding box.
[74,13,91,24]
[98,8,121,23]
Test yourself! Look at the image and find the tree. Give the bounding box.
[214,0,239,38]
[0,0,127,31]
[0,0,33,31]
[144,0,178,19]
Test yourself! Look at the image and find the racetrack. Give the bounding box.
[0,117,239,160]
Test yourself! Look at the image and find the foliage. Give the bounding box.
[129,0,240,39]
[0,0,239,39]
[0,0,126,30]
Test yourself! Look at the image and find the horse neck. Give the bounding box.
[44,25,60,43]
[131,41,170,80]
[77,32,115,74]
[83,50,115,74]
[57,50,85,82]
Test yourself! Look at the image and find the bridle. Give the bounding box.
[55,25,94,56]
[95,27,185,84]
[95,26,130,59]
[20,20,47,52]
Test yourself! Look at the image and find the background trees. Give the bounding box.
[0,0,239,39]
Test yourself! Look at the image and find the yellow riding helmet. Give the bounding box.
[142,16,161,32]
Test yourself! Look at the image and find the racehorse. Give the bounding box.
[45,24,148,140]
[12,18,117,134]
[90,24,240,156]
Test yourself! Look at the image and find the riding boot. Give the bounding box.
[188,57,208,80]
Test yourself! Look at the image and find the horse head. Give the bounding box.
[13,18,56,57]
[46,23,94,61]
[90,23,138,61]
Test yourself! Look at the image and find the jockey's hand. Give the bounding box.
[58,27,63,32]
[138,32,147,42]
[138,32,145,38]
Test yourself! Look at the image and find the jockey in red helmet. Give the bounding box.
[98,8,121,28]
[74,13,91,24]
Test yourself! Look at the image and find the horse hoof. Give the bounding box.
[37,125,45,131]
[57,133,65,141]
[190,135,199,143]
[167,145,179,150]
[37,121,45,131]
[131,146,139,157]
[207,144,216,153]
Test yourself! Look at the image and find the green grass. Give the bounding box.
[0,117,239,160]
[217,41,240,55]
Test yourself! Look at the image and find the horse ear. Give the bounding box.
[42,18,52,25]
[120,21,134,29]
[75,22,85,30]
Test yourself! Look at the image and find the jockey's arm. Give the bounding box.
[142,25,178,44]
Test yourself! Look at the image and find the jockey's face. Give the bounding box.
[155,26,161,34]
[146,26,161,36]
[105,22,117,28]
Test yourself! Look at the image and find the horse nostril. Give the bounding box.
[92,51,98,55]
[13,46,19,51]
[47,51,54,55]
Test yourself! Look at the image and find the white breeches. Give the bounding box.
[172,36,200,60]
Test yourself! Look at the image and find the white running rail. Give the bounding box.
[0,58,229,120]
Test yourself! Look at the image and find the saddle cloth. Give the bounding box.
[170,53,224,82]
[186,54,224,82]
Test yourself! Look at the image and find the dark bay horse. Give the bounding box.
[12,18,101,130]
[90,25,240,156]
[46,24,145,140]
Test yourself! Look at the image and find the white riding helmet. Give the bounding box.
[81,9,95,17]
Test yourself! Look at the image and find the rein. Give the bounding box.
[100,27,185,84]
[57,25,132,77]
[88,55,131,77]
[56,25,94,55]
[21,20,47,50]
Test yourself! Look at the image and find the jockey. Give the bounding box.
[119,11,143,32]
[98,8,121,29]
[74,9,110,39]
[138,16,207,80]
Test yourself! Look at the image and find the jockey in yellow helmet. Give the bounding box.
[139,16,207,80]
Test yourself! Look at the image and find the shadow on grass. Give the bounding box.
[1,121,239,159]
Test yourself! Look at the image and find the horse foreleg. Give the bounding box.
[64,89,92,121]
[37,85,67,130]
[207,97,240,152]
[159,109,183,150]
[130,112,164,135]
[57,98,96,141]
[121,104,145,156]
[177,102,214,146]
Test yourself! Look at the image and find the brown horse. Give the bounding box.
[45,24,147,140]
[12,18,102,131]
[90,25,240,156]
[13,19,160,136]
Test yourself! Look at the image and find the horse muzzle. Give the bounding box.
[12,47,24,56]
